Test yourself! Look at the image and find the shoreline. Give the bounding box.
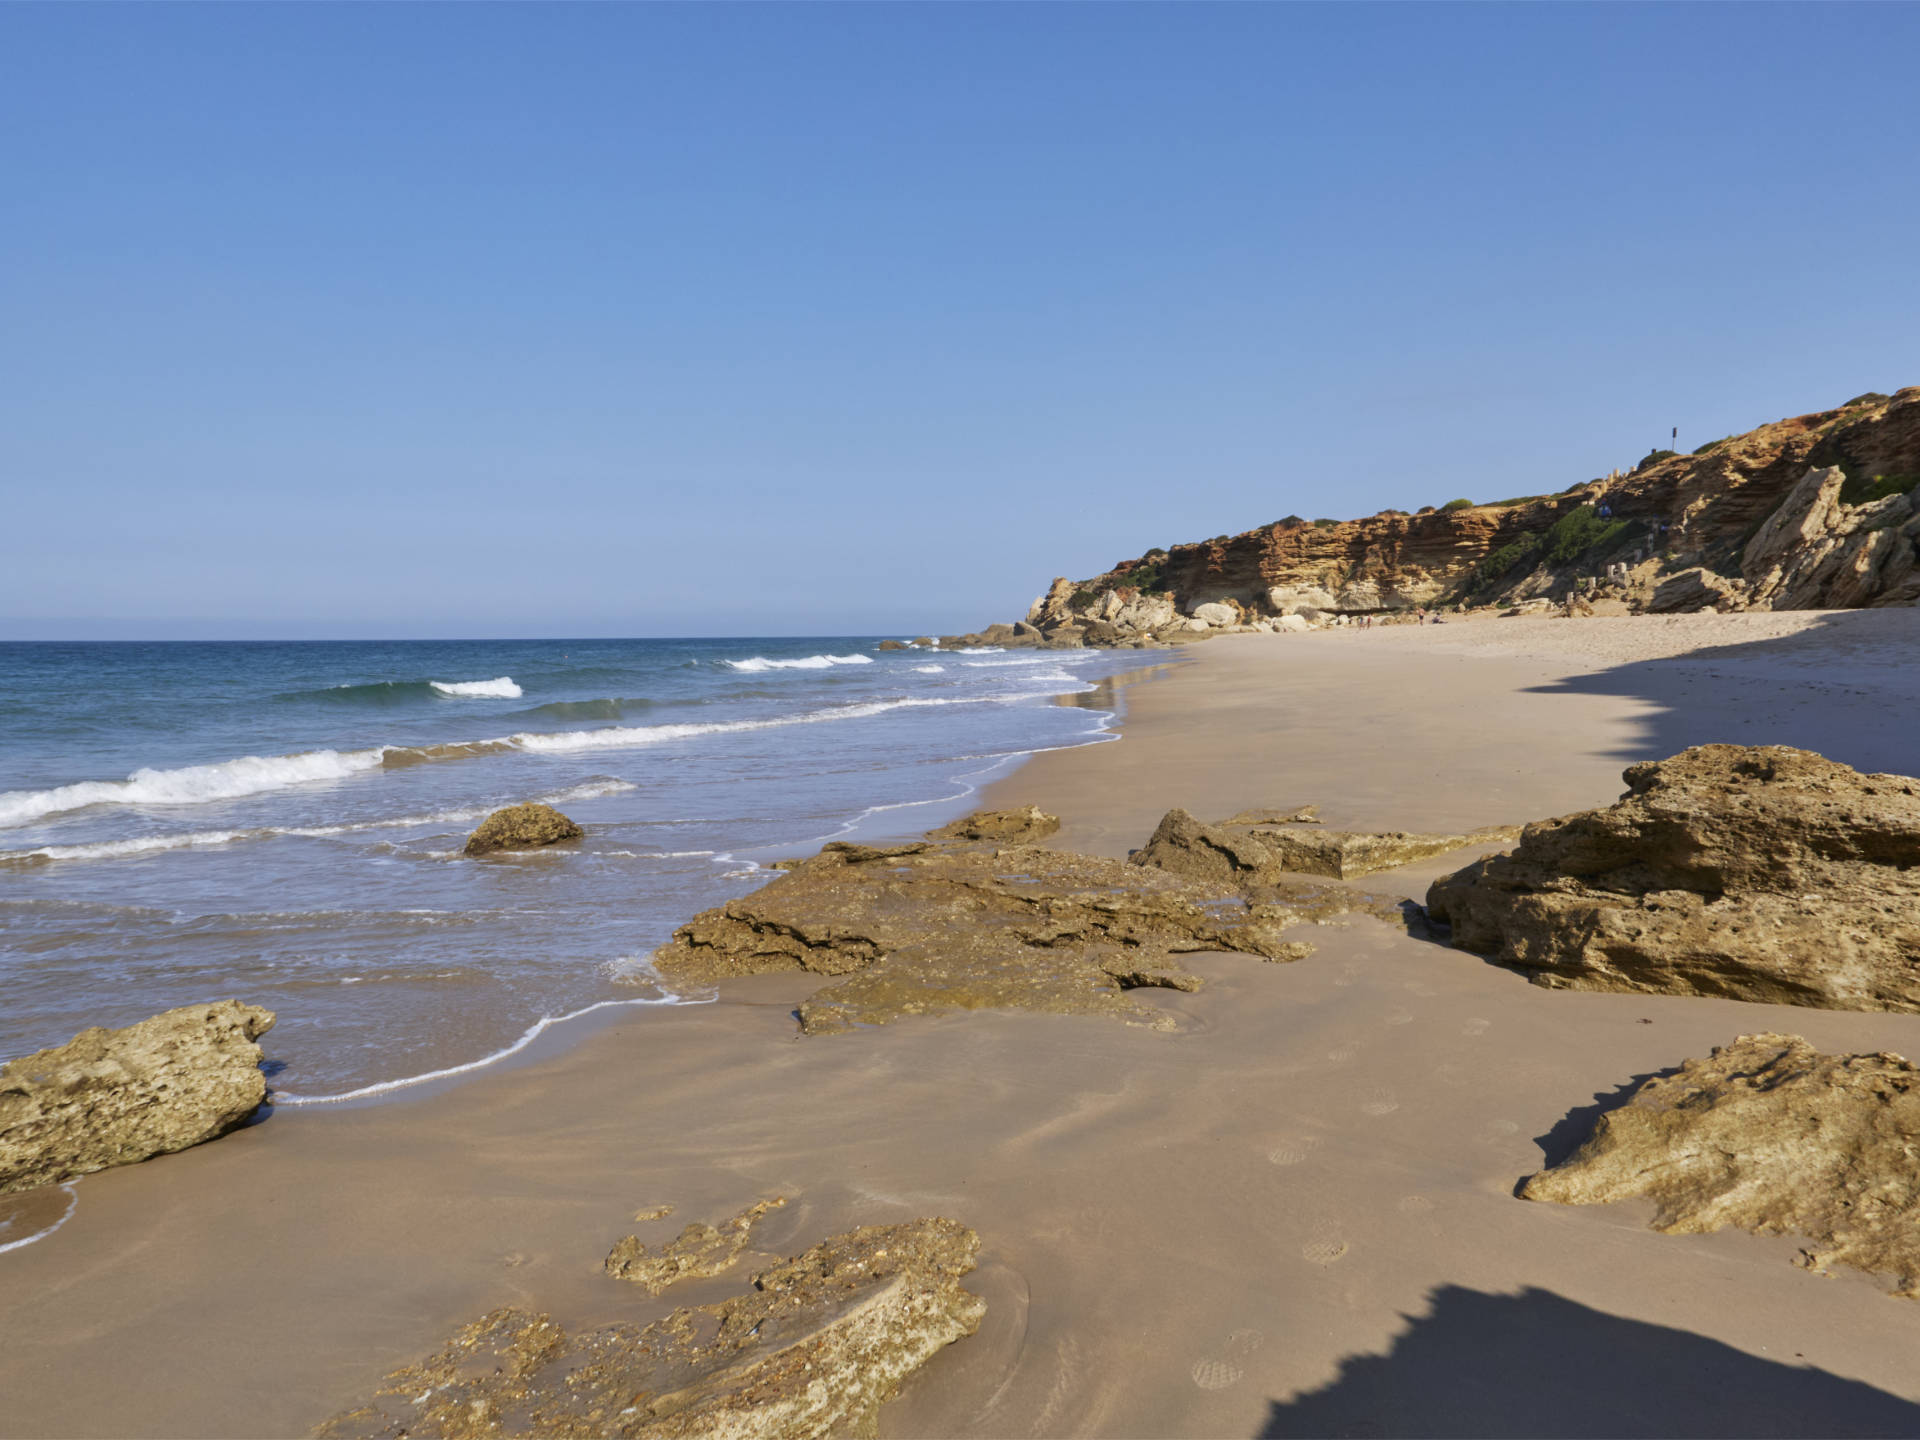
[7,612,1920,1436]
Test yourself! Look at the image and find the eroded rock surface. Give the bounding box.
[650,809,1313,1034]
[927,805,1060,844]
[606,1197,787,1295]
[465,803,584,857]
[321,1218,986,1440]
[1,1001,275,1195]
[1523,1033,1920,1296]
[1427,745,1920,1010]
[1134,807,1513,883]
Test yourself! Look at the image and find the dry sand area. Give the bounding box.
[5,609,1920,1439]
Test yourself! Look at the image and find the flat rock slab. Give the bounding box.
[605,1197,787,1295]
[1131,807,1513,884]
[651,809,1314,1034]
[1524,1033,1920,1297]
[320,1217,986,1440]
[1427,744,1920,1010]
[0,1000,274,1195]
[465,803,584,857]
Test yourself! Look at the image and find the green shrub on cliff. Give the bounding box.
[1440,498,1474,512]
[1840,470,1915,507]
[1312,518,1340,528]
[1543,504,1630,566]
[1471,532,1542,588]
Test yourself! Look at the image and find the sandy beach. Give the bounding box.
[6,609,1920,1439]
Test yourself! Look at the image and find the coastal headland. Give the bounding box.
[5,611,1920,1437]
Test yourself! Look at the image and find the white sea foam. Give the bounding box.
[912,664,945,673]
[0,1184,79,1257]
[272,994,706,1106]
[0,748,388,829]
[722,653,873,672]
[956,647,1005,654]
[430,676,522,699]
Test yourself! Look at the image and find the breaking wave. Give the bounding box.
[722,653,873,672]
[431,677,521,698]
[0,749,388,829]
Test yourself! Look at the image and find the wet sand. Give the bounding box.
[6,610,1920,1438]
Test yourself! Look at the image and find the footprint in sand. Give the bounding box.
[1360,1088,1400,1117]
[1267,1136,1322,1166]
[1480,1118,1522,1145]
[1384,1008,1415,1027]
[1224,1329,1266,1359]
[1462,1017,1491,1036]
[1327,1046,1359,1064]
[1190,1359,1245,1391]
[1331,968,1359,988]
[1403,980,1436,997]
[1397,1195,1435,1215]
[1301,1233,1351,1266]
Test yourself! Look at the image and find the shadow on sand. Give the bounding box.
[1257,1283,1920,1439]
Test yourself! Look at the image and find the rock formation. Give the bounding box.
[320,1217,986,1440]
[926,804,1060,844]
[968,387,1919,641]
[1,1001,275,1195]
[649,809,1314,1034]
[1523,1033,1920,1297]
[465,803,585,857]
[1133,807,1515,883]
[605,1197,788,1295]
[1427,745,1920,1011]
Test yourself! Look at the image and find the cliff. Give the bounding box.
[981,387,1920,646]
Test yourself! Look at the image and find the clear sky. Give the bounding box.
[3,3,1915,639]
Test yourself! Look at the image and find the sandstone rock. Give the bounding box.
[1523,1033,1920,1297]
[1112,593,1176,632]
[1189,601,1238,627]
[1267,585,1338,616]
[1427,745,1920,1010]
[606,1197,787,1295]
[321,1218,986,1440]
[465,803,585,857]
[876,639,907,651]
[1,1001,275,1195]
[1648,567,1747,613]
[1272,613,1312,633]
[652,814,1314,1034]
[1013,620,1044,640]
[926,806,1060,844]
[1224,806,1321,826]
[1134,808,1509,883]
[978,623,1017,644]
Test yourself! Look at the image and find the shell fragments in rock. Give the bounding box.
[1523,1033,1920,1296]
[1427,745,1920,1010]
[318,1217,987,1440]
[1,1000,275,1195]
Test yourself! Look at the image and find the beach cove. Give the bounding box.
[6,611,1920,1437]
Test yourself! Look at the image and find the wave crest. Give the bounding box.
[722,653,873,672]
[431,677,521,698]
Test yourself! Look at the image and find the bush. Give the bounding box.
[1312,518,1340,529]
[1069,587,1098,610]
[1124,558,1170,594]
[1471,532,1542,588]
[1840,470,1916,507]
[1487,494,1545,507]
[1440,498,1474,512]
[1641,449,1679,467]
[1693,436,1734,455]
[1543,505,1631,566]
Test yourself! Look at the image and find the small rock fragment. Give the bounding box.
[605,1197,787,1294]
[464,803,585,857]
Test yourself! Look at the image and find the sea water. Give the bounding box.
[0,637,1163,1100]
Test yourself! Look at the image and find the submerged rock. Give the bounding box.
[650,810,1314,1034]
[321,1217,986,1440]
[465,803,585,857]
[1426,745,1920,1010]
[0,1001,275,1195]
[606,1197,787,1295]
[1133,807,1511,883]
[1523,1033,1920,1297]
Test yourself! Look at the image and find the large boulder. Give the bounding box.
[1133,808,1511,883]
[1647,567,1747,613]
[465,802,585,857]
[1523,1033,1920,1297]
[322,1218,987,1440]
[1189,601,1238,628]
[1427,745,1920,1010]
[1,1001,275,1194]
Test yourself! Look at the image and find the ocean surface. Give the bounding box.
[0,637,1164,1102]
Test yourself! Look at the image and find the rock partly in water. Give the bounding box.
[1133,807,1513,883]
[1523,1033,1920,1297]
[651,815,1315,1034]
[1426,745,1920,1010]
[606,1197,788,1295]
[321,1218,986,1440]
[1,1001,275,1195]
[465,803,585,857]
[926,805,1061,844]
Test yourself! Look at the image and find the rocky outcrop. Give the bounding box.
[321,1218,986,1440]
[927,805,1060,844]
[1427,745,1920,1010]
[1523,1034,1920,1297]
[606,1197,787,1295]
[650,809,1314,1034]
[1,1001,275,1195]
[974,387,1920,638]
[1133,807,1515,883]
[465,803,585,857]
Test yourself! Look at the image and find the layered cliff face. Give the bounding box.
[1014,387,1920,640]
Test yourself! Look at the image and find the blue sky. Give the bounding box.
[3,4,1915,638]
